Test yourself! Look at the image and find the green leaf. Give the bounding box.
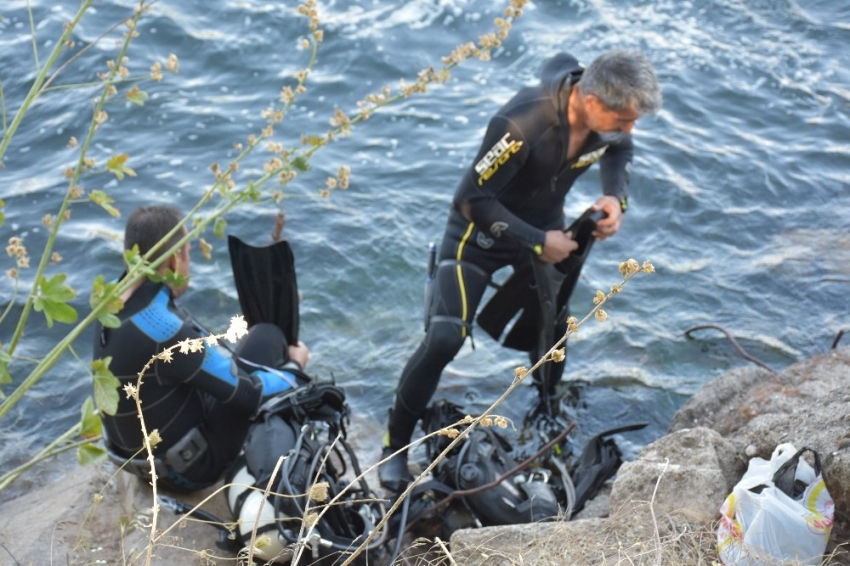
[123,246,156,280]
[106,154,137,181]
[89,189,121,217]
[77,443,107,466]
[90,275,123,328]
[40,272,76,301]
[92,357,120,416]
[42,302,77,326]
[123,245,144,271]
[33,273,78,327]
[98,313,121,328]
[160,268,188,290]
[243,181,261,203]
[292,155,310,172]
[80,396,103,439]
[213,217,227,239]
[0,198,5,228]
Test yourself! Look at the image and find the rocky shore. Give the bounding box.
[453,345,850,565]
[2,346,849,565]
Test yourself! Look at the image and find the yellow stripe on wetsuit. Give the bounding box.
[454,222,475,338]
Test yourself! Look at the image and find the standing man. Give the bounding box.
[379,50,662,490]
[95,206,309,492]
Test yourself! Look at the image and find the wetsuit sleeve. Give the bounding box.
[453,115,547,250]
[598,135,633,204]
[153,328,297,415]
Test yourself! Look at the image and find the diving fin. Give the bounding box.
[554,207,605,316]
[500,260,565,354]
[476,207,604,351]
[227,235,299,345]
[476,263,538,351]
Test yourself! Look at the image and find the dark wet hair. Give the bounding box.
[579,50,662,114]
[124,205,185,260]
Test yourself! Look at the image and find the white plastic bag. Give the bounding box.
[717,443,834,566]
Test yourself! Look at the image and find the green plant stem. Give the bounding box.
[67,344,94,381]
[0,82,7,135]
[0,422,86,491]
[39,8,128,93]
[26,0,41,71]
[6,0,141,359]
[0,130,260,420]
[0,197,238,420]
[0,311,98,419]
[1,0,463,412]
[0,0,91,161]
[7,355,40,364]
[0,278,18,327]
[41,75,147,94]
[247,456,286,566]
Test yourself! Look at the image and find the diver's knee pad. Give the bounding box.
[421,317,470,361]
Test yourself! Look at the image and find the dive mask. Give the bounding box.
[596,130,629,144]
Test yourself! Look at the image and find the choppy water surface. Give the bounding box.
[1,0,848,495]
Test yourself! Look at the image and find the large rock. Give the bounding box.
[670,347,850,521]
[453,348,850,564]
[610,427,743,521]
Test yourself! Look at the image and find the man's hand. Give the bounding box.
[592,195,623,240]
[539,230,579,263]
[288,340,310,370]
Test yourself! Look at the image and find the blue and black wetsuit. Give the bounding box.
[388,52,633,450]
[93,278,300,491]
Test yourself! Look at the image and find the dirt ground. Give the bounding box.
[0,456,237,565]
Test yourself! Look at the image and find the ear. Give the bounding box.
[584,94,603,111]
[163,252,178,274]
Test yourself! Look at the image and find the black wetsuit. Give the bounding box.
[388,52,633,450]
[93,278,300,491]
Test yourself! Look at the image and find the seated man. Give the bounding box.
[93,205,309,492]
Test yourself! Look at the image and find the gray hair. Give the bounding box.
[578,50,662,114]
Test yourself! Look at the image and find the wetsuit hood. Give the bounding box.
[540,52,584,109]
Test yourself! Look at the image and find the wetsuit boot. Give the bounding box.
[378,408,415,492]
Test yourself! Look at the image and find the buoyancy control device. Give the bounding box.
[224,379,386,565]
[419,400,567,535]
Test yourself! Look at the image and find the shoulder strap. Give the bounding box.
[257,381,348,428]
